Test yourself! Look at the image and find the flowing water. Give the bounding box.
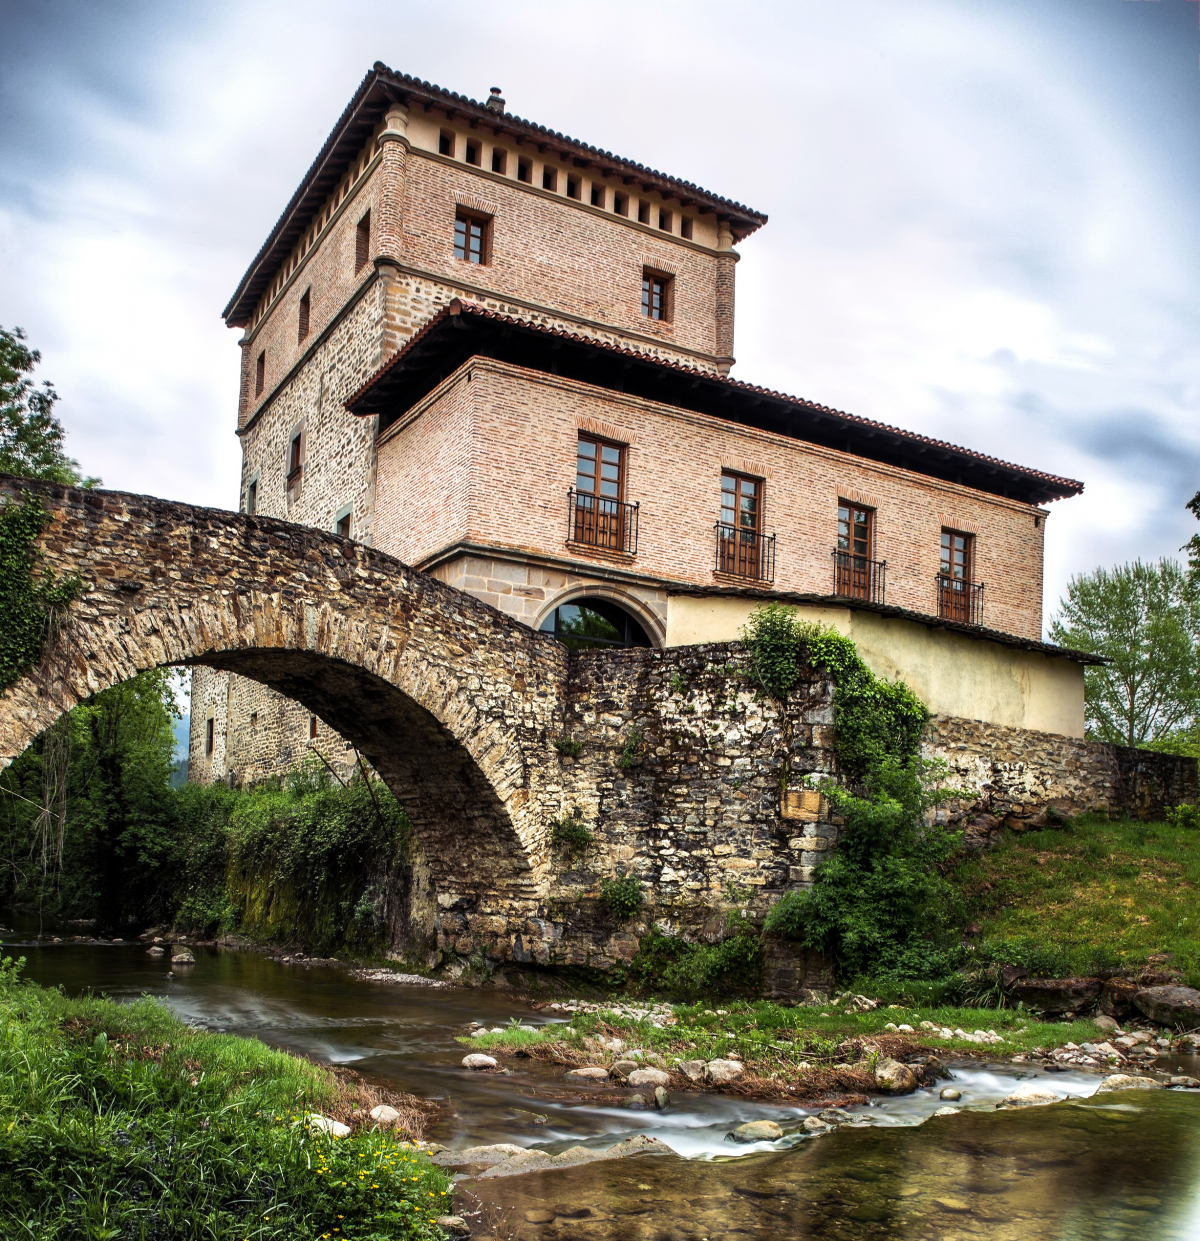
[7,926,1200,1239]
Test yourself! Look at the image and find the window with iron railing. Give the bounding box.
[937,529,983,624]
[568,435,638,554]
[715,472,774,580]
[833,502,885,602]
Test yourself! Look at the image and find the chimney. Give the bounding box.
[485,87,505,114]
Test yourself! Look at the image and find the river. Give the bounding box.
[7,929,1200,1240]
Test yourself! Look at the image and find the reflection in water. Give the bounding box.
[8,931,1200,1238]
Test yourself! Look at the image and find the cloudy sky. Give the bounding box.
[2,0,1198,631]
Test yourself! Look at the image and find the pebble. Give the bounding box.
[940,1087,961,1101]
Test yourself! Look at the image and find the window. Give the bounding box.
[637,200,651,225]
[542,165,558,192]
[540,599,650,650]
[287,430,303,503]
[940,530,972,583]
[439,129,454,156]
[658,209,672,232]
[245,478,257,515]
[571,435,634,552]
[937,529,982,624]
[297,289,310,343]
[517,156,532,183]
[835,502,882,601]
[453,209,490,264]
[249,712,258,730]
[204,717,214,757]
[641,271,671,321]
[309,715,318,740]
[680,216,694,240]
[335,506,352,538]
[566,174,581,200]
[355,210,371,272]
[590,183,605,208]
[717,472,770,579]
[491,148,507,175]
[465,138,481,166]
[255,351,265,397]
[613,191,628,216]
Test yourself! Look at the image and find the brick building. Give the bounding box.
[191,63,1089,783]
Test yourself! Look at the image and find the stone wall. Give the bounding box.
[925,714,1198,847]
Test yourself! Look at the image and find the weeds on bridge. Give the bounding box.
[551,815,593,852]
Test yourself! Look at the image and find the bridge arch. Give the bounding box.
[0,478,571,948]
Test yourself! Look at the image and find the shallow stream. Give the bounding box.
[8,929,1200,1239]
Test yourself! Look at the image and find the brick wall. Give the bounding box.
[372,358,1049,641]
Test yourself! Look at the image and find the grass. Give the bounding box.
[0,955,451,1240]
[952,815,1200,986]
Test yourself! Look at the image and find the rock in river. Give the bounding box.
[564,1066,610,1081]
[170,947,195,965]
[462,1053,498,1070]
[627,1068,670,1088]
[729,1120,783,1143]
[1133,985,1200,1031]
[873,1059,918,1095]
[704,1059,744,1085]
[1096,1074,1163,1093]
[940,1087,961,1101]
[997,1083,1062,1108]
[802,1117,832,1134]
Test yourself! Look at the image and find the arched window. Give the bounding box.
[540,598,651,651]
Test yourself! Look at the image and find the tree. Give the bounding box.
[0,326,97,485]
[1049,559,1200,747]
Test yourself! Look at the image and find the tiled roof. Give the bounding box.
[223,64,767,327]
[344,299,1085,505]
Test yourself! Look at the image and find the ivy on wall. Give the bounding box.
[0,495,82,694]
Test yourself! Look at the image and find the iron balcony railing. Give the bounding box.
[936,574,985,627]
[567,488,639,555]
[833,549,887,604]
[715,523,776,582]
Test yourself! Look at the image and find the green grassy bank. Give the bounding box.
[0,957,450,1240]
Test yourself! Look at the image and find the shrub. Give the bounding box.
[601,873,643,918]
[617,725,644,772]
[627,915,763,1000]
[551,816,593,851]
[1167,802,1200,830]
[553,737,584,758]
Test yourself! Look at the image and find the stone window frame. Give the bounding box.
[334,503,352,538]
[285,420,306,509]
[204,710,215,758]
[244,469,260,515]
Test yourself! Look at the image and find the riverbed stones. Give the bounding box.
[146,946,164,957]
[939,1087,961,1101]
[610,1059,640,1079]
[564,1066,609,1081]
[1133,985,1200,1030]
[369,1105,400,1126]
[1094,1014,1120,1033]
[818,1108,851,1125]
[654,1086,671,1109]
[730,1120,783,1142]
[462,1053,498,1070]
[627,1068,670,1088]
[1169,1076,1200,1088]
[998,1083,1062,1108]
[704,1059,744,1085]
[432,1144,525,1167]
[474,1134,674,1179]
[873,1059,918,1095]
[934,1106,960,1116]
[677,1059,706,1082]
[802,1117,832,1134]
[1096,1074,1163,1092]
[170,947,195,965]
[434,1218,471,1238]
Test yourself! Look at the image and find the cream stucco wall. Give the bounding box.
[665,596,1086,739]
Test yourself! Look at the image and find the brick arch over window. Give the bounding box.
[0,478,570,935]
[534,585,666,649]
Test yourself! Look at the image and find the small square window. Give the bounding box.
[517,156,532,183]
[297,289,310,343]
[590,183,605,208]
[491,148,507,174]
[658,209,672,232]
[453,209,491,264]
[680,216,694,241]
[542,165,558,192]
[439,130,454,157]
[255,351,265,396]
[637,200,651,225]
[613,191,628,217]
[566,174,581,200]
[465,139,481,166]
[641,270,672,322]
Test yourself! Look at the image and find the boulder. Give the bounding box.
[939,1087,961,1101]
[1133,985,1200,1031]
[704,1059,744,1085]
[1009,977,1102,1014]
[1096,1074,1162,1093]
[729,1120,783,1143]
[997,1084,1062,1108]
[146,946,164,957]
[170,947,195,965]
[1093,1015,1120,1033]
[934,1106,960,1117]
[603,1134,675,1159]
[676,1059,706,1082]
[817,1108,851,1125]
[653,1086,671,1109]
[610,1059,640,1079]
[434,1218,471,1238]
[564,1066,610,1081]
[873,1059,918,1095]
[802,1116,832,1134]
[1169,1076,1200,1088]
[432,1144,525,1168]
[461,1054,498,1070]
[1100,978,1142,1020]
[369,1105,400,1126]
[627,1068,670,1088]
[307,1115,351,1137]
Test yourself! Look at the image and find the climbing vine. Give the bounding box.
[0,496,83,693]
